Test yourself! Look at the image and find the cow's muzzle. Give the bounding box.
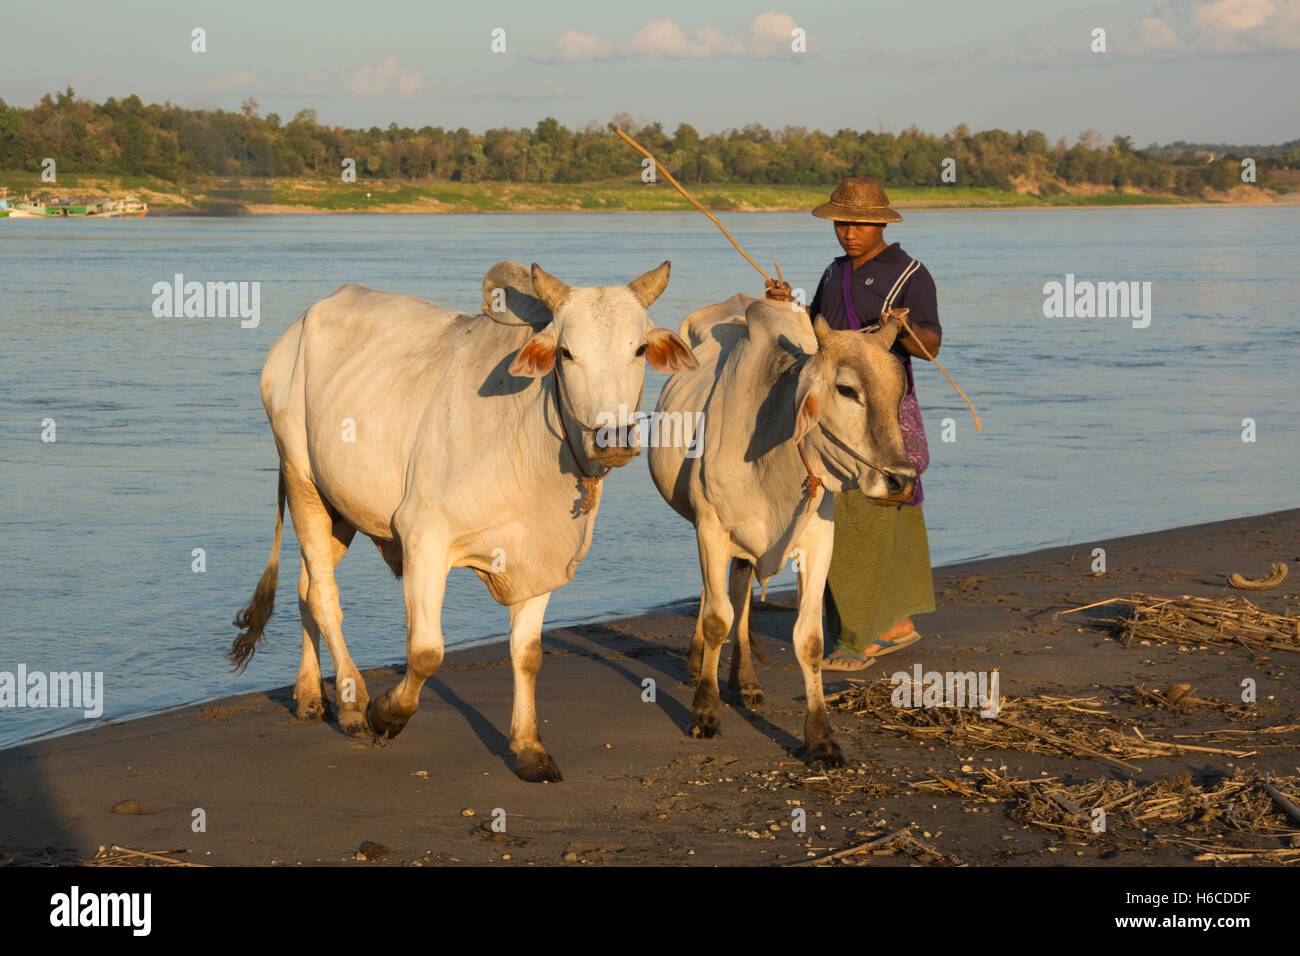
[885,469,915,499]
[591,426,641,468]
[869,466,916,504]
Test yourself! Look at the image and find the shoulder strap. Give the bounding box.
[838,255,862,330]
[880,257,920,316]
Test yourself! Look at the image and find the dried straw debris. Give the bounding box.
[1008,772,1300,860]
[1123,683,1260,719]
[1059,592,1299,654]
[84,845,206,867]
[788,826,966,867]
[831,678,1298,772]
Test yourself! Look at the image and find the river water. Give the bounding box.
[1,208,1296,747]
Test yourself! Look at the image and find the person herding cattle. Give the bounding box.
[767,177,941,670]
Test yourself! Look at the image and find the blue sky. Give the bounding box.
[3,0,1297,143]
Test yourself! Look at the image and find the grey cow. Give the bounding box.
[648,295,915,766]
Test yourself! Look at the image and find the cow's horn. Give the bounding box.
[628,261,671,309]
[812,314,834,349]
[531,264,571,312]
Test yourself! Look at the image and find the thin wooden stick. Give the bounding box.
[1264,776,1300,827]
[1055,597,1128,618]
[1189,846,1300,860]
[994,716,1142,773]
[1042,788,1089,821]
[1133,738,1253,757]
[109,845,206,867]
[893,309,982,431]
[613,127,773,283]
[901,832,961,863]
[614,126,982,431]
[788,828,910,866]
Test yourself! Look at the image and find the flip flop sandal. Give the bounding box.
[821,647,873,672]
[860,629,922,659]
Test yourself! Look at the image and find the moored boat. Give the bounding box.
[0,193,147,218]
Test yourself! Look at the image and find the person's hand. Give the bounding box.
[764,277,794,302]
[884,307,911,337]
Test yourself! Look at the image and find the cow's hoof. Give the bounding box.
[727,686,763,708]
[515,751,562,783]
[805,738,846,769]
[339,708,373,738]
[295,696,326,721]
[689,713,721,739]
[365,696,408,739]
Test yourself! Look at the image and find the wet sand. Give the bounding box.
[1,509,1295,867]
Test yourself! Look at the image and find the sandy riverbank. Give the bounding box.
[1,509,1295,867]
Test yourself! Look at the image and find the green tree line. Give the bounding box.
[0,89,1286,196]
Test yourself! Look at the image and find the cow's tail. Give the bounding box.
[227,471,285,672]
[748,619,770,665]
[744,565,769,665]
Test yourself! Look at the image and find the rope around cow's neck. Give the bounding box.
[479,304,645,515]
[795,440,823,514]
[477,304,605,512]
[550,367,646,515]
[613,127,982,434]
[797,421,902,514]
[552,371,609,515]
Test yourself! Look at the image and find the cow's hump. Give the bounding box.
[480,261,553,330]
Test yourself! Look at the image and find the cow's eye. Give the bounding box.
[559,346,574,361]
[635,343,648,357]
[836,384,859,402]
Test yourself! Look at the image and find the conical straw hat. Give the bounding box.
[811,177,902,223]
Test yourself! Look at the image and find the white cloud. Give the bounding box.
[345,56,424,96]
[1139,0,1300,53]
[346,56,398,95]
[1193,0,1276,34]
[1140,17,1180,48]
[398,68,424,96]
[543,13,806,62]
[747,10,800,57]
[621,18,742,58]
[553,30,615,61]
[697,24,747,56]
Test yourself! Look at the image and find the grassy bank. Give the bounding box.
[2,172,1285,214]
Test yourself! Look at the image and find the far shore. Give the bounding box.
[1,508,1296,867]
[5,174,1295,218]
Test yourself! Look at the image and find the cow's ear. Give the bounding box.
[645,326,698,373]
[793,359,823,444]
[509,322,557,377]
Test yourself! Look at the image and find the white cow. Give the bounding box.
[648,295,915,767]
[229,262,696,782]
